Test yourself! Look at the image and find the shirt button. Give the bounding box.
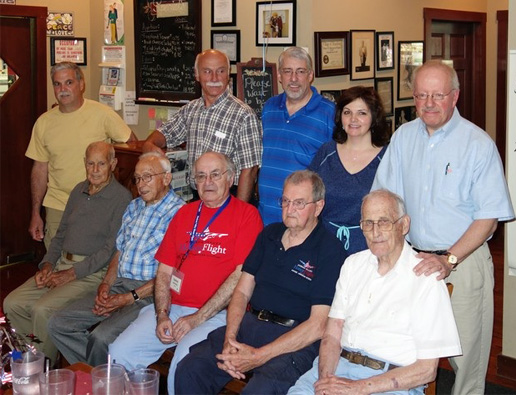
[430,143,434,148]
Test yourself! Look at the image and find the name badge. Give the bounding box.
[215,131,226,139]
[170,268,185,294]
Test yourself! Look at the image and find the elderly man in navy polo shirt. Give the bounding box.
[175,170,346,394]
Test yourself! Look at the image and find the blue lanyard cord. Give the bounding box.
[329,222,360,251]
[177,196,231,271]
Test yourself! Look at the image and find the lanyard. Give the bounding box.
[177,195,231,270]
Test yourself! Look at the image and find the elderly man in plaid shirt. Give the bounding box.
[48,152,184,366]
[143,49,262,203]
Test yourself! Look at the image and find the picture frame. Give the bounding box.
[256,0,296,47]
[320,90,343,104]
[229,73,237,96]
[211,0,236,26]
[374,77,393,116]
[398,41,424,100]
[394,105,418,130]
[50,37,87,66]
[211,30,240,64]
[314,31,349,78]
[376,31,394,71]
[350,30,375,80]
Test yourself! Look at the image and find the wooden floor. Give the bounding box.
[1,229,516,392]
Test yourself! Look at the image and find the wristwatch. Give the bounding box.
[130,289,140,302]
[446,252,459,269]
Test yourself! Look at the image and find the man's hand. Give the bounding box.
[34,262,53,288]
[156,315,175,344]
[171,313,202,343]
[413,252,452,281]
[46,268,76,289]
[315,375,366,395]
[93,292,131,317]
[28,214,44,242]
[216,338,264,379]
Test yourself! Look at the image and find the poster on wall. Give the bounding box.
[46,12,74,37]
[104,0,125,45]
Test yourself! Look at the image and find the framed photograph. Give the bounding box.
[374,77,393,116]
[386,116,394,133]
[50,37,87,66]
[320,90,342,104]
[350,30,375,80]
[394,105,418,130]
[398,41,424,100]
[256,0,296,47]
[211,0,236,26]
[229,73,237,96]
[211,30,240,64]
[376,31,394,70]
[314,31,349,78]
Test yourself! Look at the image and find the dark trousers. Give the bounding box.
[175,312,319,394]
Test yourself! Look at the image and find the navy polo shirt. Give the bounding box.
[243,221,347,322]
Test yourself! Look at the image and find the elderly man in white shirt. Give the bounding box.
[289,189,462,395]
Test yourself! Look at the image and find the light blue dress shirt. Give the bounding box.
[372,108,514,250]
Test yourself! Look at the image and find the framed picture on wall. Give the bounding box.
[376,31,394,71]
[398,41,424,100]
[211,0,236,26]
[374,77,393,116]
[256,0,296,47]
[211,30,240,64]
[394,105,418,130]
[350,30,375,80]
[50,37,87,66]
[320,90,343,104]
[314,31,349,77]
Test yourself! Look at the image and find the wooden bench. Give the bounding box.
[149,347,248,394]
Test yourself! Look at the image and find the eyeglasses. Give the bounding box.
[132,172,167,184]
[360,216,404,232]
[413,90,454,101]
[193,170,229,184]
[280,68,310,77]
[278,197,317,210]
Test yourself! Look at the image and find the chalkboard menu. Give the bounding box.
[237,58,278,119]
[134,0,201,105]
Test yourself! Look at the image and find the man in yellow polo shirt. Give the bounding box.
[26,61,137,248]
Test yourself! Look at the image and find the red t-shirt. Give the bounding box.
[155,197,263,308]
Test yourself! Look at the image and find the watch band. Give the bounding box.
[130,289,140,301]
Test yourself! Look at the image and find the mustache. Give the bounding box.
[206,82,224,87]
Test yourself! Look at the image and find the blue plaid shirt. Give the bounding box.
[116,188,184,281]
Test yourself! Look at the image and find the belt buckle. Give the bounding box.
[257,310,270,322]
[348,351,364,365]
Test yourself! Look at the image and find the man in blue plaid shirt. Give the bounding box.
[48,152,185,366]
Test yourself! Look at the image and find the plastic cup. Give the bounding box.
[39,368,76,395]
[91,363,126,395]
[126,368,159,395]
[10,350,45,395]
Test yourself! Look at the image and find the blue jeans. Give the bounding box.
[289,354,425,395]
[108,303,227,394]
[175,312,319,394]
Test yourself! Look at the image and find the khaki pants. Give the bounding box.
[2,256,105,365]
[447,243,493,395]
[44,207,64,250]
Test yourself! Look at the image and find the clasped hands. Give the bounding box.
[92,283,132,316]
[155,313,202,344]
[34,263,76,289]
[215,337,264,380]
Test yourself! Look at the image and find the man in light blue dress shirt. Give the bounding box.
[372,60,514,395]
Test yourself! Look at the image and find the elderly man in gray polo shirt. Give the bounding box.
[3,141,131,365]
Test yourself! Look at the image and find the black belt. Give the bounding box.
[249,307,297,327]
[411,247,448,256]
[340,350,399,371]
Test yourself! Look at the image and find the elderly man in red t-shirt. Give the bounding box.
[109,151,263,394]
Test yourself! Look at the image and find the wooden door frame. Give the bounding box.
[496,10,508,169]
[0,4,47,120]
[424,8,486,130]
